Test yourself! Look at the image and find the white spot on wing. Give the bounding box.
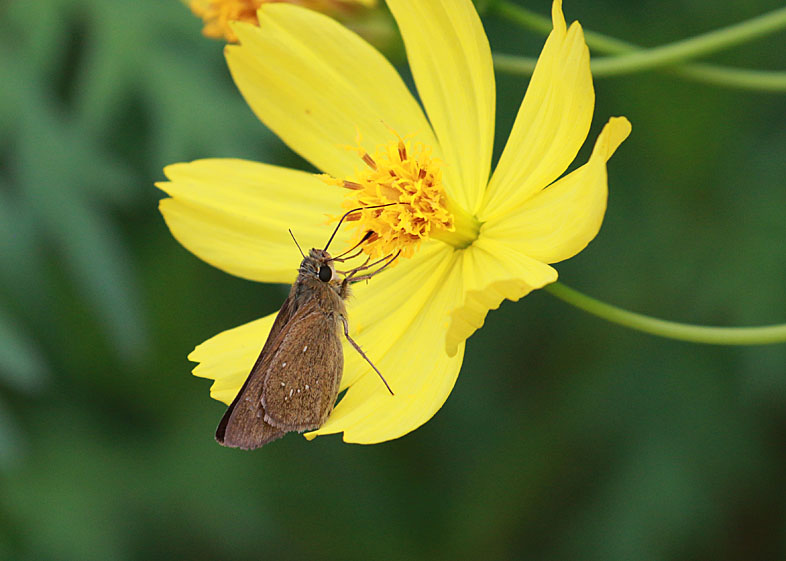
[303,345,308,353]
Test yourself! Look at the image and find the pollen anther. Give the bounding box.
[361,153,377,170]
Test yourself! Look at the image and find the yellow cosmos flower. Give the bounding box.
[158,0,631,444]
[189,0,376,42]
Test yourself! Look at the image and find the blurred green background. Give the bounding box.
[1,0,785,559]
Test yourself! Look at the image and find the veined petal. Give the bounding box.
[480,0,594,221]
[487,117,632,264]
[226,4,439,179]
[386,0,495,214]
[445,236,558,357]
[157,159,346,283]
[191,313,277,405]
[307,246,465,443]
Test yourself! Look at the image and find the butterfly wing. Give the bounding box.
[262,304,343,432]
[215,294,296,449]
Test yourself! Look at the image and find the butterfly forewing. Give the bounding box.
[215,295,297,449]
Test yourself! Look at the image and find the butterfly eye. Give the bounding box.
[318,265,332,282]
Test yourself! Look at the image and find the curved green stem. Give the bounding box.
[590,6,786,75]
[671,63,786,92]
[493,53,536,75]
[544,282,786,345]
[489,0,786,91]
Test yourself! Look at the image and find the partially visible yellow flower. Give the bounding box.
[189,0,376,42]
[158,0,631,444]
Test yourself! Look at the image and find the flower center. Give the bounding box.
[326,134,479,260]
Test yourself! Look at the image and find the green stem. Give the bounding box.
[544,282,786,346]
[671,63,786,92]
[490,0,786,91]
[590,6,786,76]
[493,53,537,75]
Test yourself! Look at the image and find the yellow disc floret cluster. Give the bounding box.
[328,136,455,260]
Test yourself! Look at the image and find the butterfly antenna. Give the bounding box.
[289,229,306,258]
[324,203,398,252]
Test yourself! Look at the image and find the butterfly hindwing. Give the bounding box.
[262,304,343,432]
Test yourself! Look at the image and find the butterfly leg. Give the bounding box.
[339,315,394,396]
[345,250,401,283]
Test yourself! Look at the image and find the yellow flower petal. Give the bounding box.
[226,4,439,179]
[307,247,465,443]
[487,117,632,264]
[386,0,495,214]
[480,0,594,221]
[157,158,346,283]
[442,117,631,355]
[191,313,277,405]
[445,236,558,357]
